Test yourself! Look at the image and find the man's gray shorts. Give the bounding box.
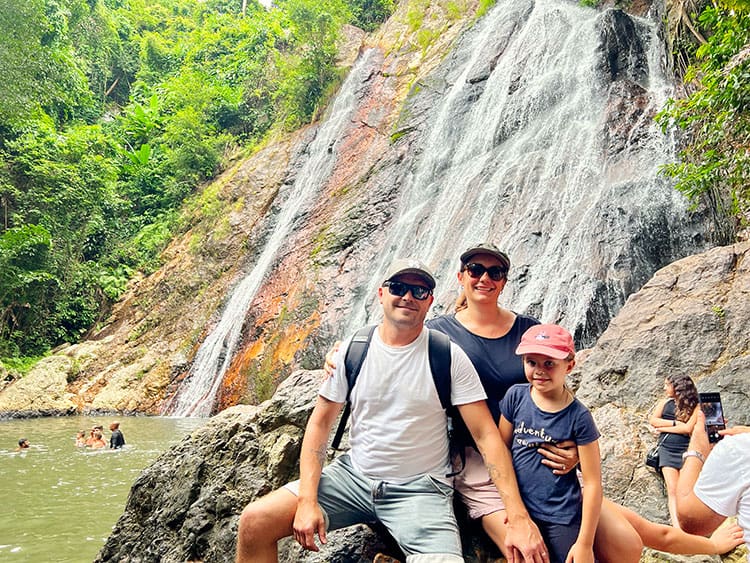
[285,454,462,562]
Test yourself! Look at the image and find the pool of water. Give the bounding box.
[0,415,206,563]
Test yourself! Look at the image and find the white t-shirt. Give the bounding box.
[320,326,486,484]
[694,433,750,558]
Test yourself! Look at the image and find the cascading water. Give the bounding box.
[163,49,379,417]
[164,0,709,416]
[347,0,701,344]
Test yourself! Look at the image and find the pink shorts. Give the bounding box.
[453,446,506,519]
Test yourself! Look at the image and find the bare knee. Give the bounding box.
[236,490,297,560]
[238,502,268,542]
[595,500,644,563]
[238,495,293,543]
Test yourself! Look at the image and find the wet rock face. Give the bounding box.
[596,9,649,86]
[97,243,750,563]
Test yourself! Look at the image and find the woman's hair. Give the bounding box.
[667,373,699,422]
[454,290,468,312]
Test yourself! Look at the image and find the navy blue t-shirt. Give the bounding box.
[501,384,600,525]
[426,313,539,423]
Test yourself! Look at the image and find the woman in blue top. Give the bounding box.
[424,244,727,562]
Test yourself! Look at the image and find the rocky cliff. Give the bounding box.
[0,0,717,419]
[95,241,750,563]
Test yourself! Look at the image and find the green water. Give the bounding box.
[0,415,205,563]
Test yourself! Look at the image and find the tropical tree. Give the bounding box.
[657,3,750,242]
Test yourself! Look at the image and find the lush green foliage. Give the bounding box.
[346,0,394,31]
[657,3,750,240]
[0,0,384,358]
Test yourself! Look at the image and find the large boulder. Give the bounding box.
[95,371,394,563]
[0,352,78,416]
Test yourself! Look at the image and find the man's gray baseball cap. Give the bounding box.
[382,258,436,290]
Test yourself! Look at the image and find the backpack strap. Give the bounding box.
[427,329,452,410]
[428,329,466,477]
[331,325,376,451]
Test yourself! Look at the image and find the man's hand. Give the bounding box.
[292,498,327,551]
[539,440,579,475]
[322,341,341,377]
[504,514,550,563]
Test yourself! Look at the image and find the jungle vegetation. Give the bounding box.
[0,0,393,362]
[0,0,747,368]
[656,0,750,242]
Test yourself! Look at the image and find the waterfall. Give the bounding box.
[163,49,378,417]
[347,0,693,343]
[163,0,708,416]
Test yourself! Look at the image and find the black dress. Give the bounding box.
[658,399,689,469]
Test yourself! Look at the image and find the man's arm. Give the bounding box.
[676,409,726,535]
[293,395,343,551]
[458,400,549,563]
[721,425,750,436]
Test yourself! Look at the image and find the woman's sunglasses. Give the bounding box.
[463,262,508,281]
[383,280,432,300]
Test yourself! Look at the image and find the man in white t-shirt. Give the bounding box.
[677,409,750,560]
[235,259,548,563]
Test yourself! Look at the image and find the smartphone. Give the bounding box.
[699,392,726,443]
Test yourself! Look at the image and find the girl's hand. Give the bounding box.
[539,440,579,475]
[565,542,595,563]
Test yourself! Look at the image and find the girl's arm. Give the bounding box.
[648,398,671,428]
[566,440,602,563]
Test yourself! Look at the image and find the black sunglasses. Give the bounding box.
[383,280,432,301]
[463,262,508,281]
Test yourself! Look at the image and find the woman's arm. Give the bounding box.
[566,440,602,563]
[538,440,579,475]
[609,499,744,554]
[322,341,342,377]
[648,398,670,428]
[657,408,699,435]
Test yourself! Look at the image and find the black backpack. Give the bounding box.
[330,325,465,476]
